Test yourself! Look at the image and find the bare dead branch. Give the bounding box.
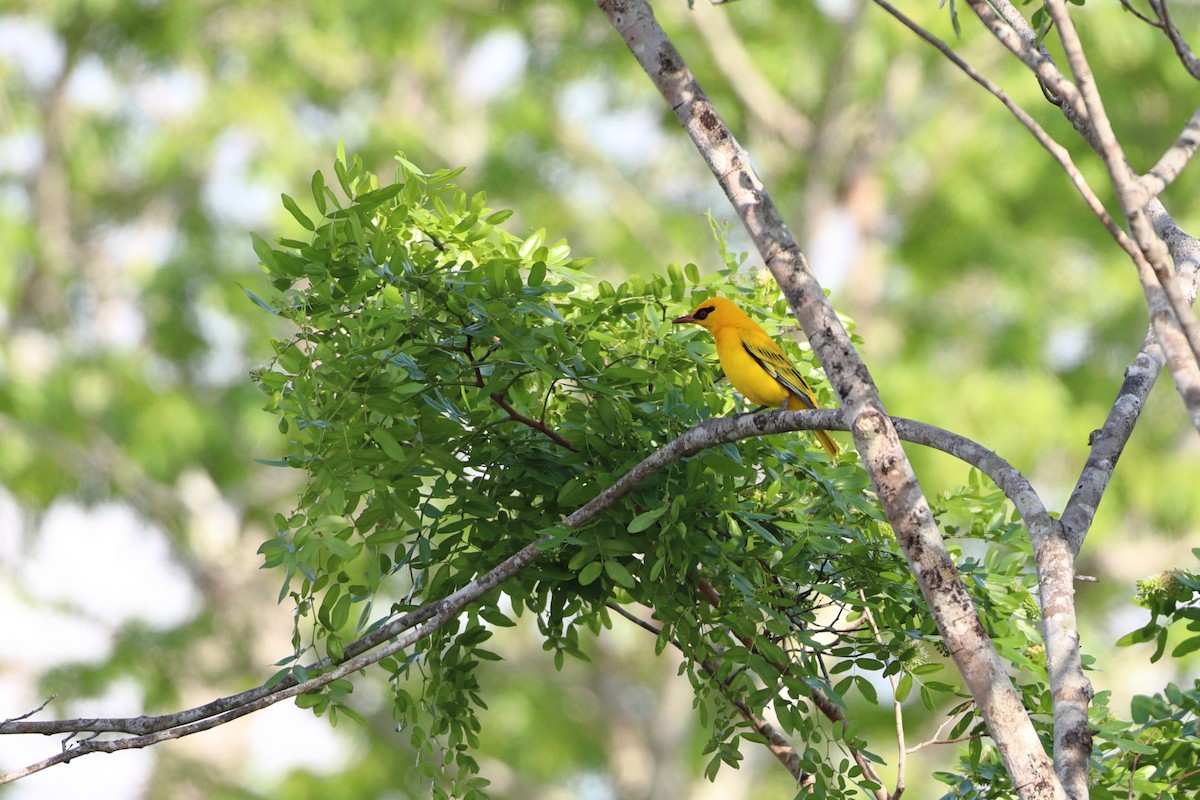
[905,710,987,753]
[2,697,56,726]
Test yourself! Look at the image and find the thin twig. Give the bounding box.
[2,698,56,726]
[905,710,986,753]
[858,593,905,800]
[466,336,578,451]
[605,602,812,786]
[696,575,886,798]
[1164,765,1200,796]
[488,391,577,450]
[1117,0,1163,28]
[1146,0,1200,79]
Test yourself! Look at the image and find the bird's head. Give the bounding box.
[672,296,741,332]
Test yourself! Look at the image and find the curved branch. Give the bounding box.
[0,403,1055,785]
[0,408,860,782]
[889,418,1051,538]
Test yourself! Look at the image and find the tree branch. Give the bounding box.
[1044,0,1200,434]
[1060,202,1200,555]
[1,403,1050,784]
[604,602,813,786]
[1145,0,1200,79]
[871,0,1133,258]
[0,408,875,781]
[595,3,1065,798]
[959,0,1092,138]
[1142,107,1200,198]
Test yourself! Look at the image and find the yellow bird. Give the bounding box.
[673,296,839,458]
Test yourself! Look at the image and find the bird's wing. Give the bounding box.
[738,329,819,409]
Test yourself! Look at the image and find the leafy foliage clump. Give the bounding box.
[249,153,1055,798]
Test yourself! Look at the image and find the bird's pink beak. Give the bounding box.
[672,314,696,325]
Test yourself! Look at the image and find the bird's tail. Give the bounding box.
[786,394,840,458]
[813,429,840,459]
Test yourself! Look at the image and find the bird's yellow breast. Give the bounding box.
[713,327,791,408]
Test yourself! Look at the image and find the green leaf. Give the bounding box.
[604,560,636,588]
[311,170,328,215]
[528,261,546,287]
[1171,635,1200,658]
[578,561,602,586]
[366,528,408,545]
[855,675,878,704]
[282,193,315,231]
[242,286,279,313]
[334,703,368,727]
[1131,693,1171,723]
[373,428,411,463]
[264,666,292,690]
[251,232,282,273]
[627,506,666,533]
[330,593,352,630]
[394,154,427,177]
[1116,624,1160,647]
[323,535,358,561]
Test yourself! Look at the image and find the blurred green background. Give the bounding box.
[1,0,1198,798]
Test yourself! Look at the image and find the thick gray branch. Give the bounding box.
[594,2,1066,798]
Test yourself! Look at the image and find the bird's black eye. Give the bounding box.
[694,305,715,321]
